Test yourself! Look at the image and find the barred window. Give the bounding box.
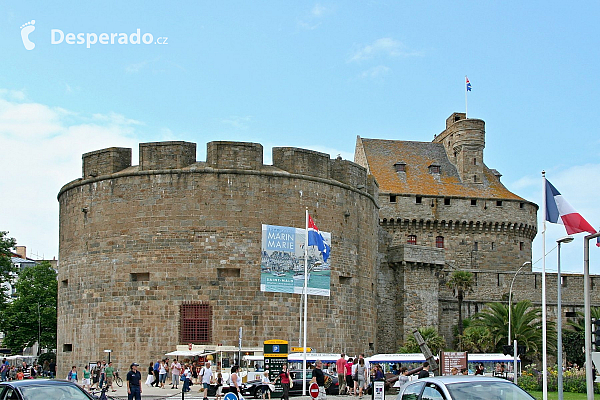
[407,235,417,245]
[180,302,212,344]
[435,236,444,248]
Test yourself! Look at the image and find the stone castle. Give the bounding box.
[57,112,600,374]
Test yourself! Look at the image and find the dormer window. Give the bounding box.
[429,164,441,174]
[394,162,406,173]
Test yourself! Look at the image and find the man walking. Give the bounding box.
[335,354,346,395]
[201,361,213,400]
[152,359,160,387]
[99,360,107,389]
[417,362,430,379]
[127,363,142,400]
[105,361,116,392]
[171,359,181,389]
[310,360,326,400]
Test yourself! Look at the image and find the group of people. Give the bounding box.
[65,360,118,393]
[0,359,56,381]
[333,353,374,399]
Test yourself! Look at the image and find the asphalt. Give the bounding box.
[95,382,386,400]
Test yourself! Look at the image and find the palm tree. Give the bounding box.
[459,326,495,353]
[567,307,600,332]
[446,271,474,336]
[472,300,556,360]
[398,327,446,355]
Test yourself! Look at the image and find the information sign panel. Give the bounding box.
[264,340,288,398]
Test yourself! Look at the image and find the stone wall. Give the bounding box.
[57,141,379,376]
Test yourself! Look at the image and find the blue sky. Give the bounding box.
[2,1,600,275]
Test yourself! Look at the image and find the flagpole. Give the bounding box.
[542,171,548,400]
[302,208,308,396]
[465,76,468,119]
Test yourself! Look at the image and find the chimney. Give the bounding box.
[15,246,26,259]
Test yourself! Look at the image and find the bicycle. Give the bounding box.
[114,370,123,387]
[89,386,117,400]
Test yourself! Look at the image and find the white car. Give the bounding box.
[396,376,535,400]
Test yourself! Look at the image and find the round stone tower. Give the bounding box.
[57,141,379,376]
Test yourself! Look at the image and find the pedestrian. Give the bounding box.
[310,360,326,400]
[230,365,242,399]
[450,367,458,376]
[260,371,272,400]
[356,359,367,399]
[153,359,160,387]
[170,359,181,389]
[68,366,78,383]
[474,363,484,375]
[352,357,359,396]
[182,364,192,393]
[0,359,8,382]
[82,365,92,391]
[49,359,56,379]
[215,372,224,400]
[345,358,353,395]
[105,361,116,391]
[201,361,213,400]
[99,360,107,389]
[417,362,430,379]
[91,361,101,389]
[276,364,291,400]
[336,353,347,395]
[159,359,167,388]
[16,368,23,380]
[145,363,155,386]
[398,367,409,385]
[127,363,142,400]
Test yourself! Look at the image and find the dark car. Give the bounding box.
[0,379,94,400]
[241,370,339,398]
[395,376,535,400]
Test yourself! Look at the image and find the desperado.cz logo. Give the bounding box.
[20,20,168,50]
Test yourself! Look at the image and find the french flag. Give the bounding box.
[308,214,330,262]
[466,77,472,92]
[545,179,596,235]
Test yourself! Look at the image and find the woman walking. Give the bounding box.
[276,364,291,400]
[357,359,367,399]
[230,365,242,399]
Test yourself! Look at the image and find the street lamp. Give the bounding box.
[508,261,532,345]
[104,349,112,364]
[556,236,573,400]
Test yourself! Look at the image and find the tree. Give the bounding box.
[567,307,600,332]
[398,327,446,355]
[472,300,556,361]
[0,261,57,352]
[446,271,474,337]
[0,231,17,307]
[458,325,495,353]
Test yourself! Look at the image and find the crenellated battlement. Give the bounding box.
[76,140,374,194]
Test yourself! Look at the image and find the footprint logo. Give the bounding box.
[20,20,36,50]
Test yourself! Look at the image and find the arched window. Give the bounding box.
[436,236,444,248]
[407,235,417,245]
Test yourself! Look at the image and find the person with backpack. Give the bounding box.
[200,361,212,400]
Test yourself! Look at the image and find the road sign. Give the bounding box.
[265,340,288,398]
[291,347,312,352]
[224,393,238,400]
[309,382,319,399]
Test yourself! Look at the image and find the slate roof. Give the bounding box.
[358,138,524,200]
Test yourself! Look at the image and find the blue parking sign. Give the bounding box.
[224,393,238,400]
[273,345,279,352]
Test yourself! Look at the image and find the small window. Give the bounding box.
[407,235,417,245]
[217,268,241,278]
[496,200,503,207]
[473,272,478,286]
[491,242,495,250]
[473,158,477,165]
[390,195,397,203]
[566,311,577,318]
[497,274,501,286]
[61,279,68,287]
[63,344,73,352]
[471,199,477,206]
[520,242,524,251]
[473,175,477,182]
[429,165,441,174]
[562,276,567,287]
[444,198,450,206]
[520,202,525,209]
[435,236,444,248]
[535,274,538,289]
[394,162,406,172]
[339,276,352,285]
[474,242,478,251]
[131,272,150,282]
[416,196,422,204]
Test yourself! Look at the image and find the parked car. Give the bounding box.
[0,379,94,400]
[395,376,534,400]
[240,370,339,398]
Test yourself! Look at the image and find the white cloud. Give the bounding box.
[312,3,327,17]
[0,92,144,260]
[349,37,422,62]
[125,60,148,73]
[359,65,391,79]
[221,115,252,130]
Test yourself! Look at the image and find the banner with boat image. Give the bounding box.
[260,224,331,296]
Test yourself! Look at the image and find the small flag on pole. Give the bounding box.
[308,214,330,262]
[466,77,472,92]
[545,179,596,235]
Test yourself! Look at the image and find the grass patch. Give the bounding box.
[528,391,600,400]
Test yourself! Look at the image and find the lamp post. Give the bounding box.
[104,349,112,364]
[556,236,573,400]
[508,261,532,345]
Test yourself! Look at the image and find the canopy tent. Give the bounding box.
[165,350,216,357]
